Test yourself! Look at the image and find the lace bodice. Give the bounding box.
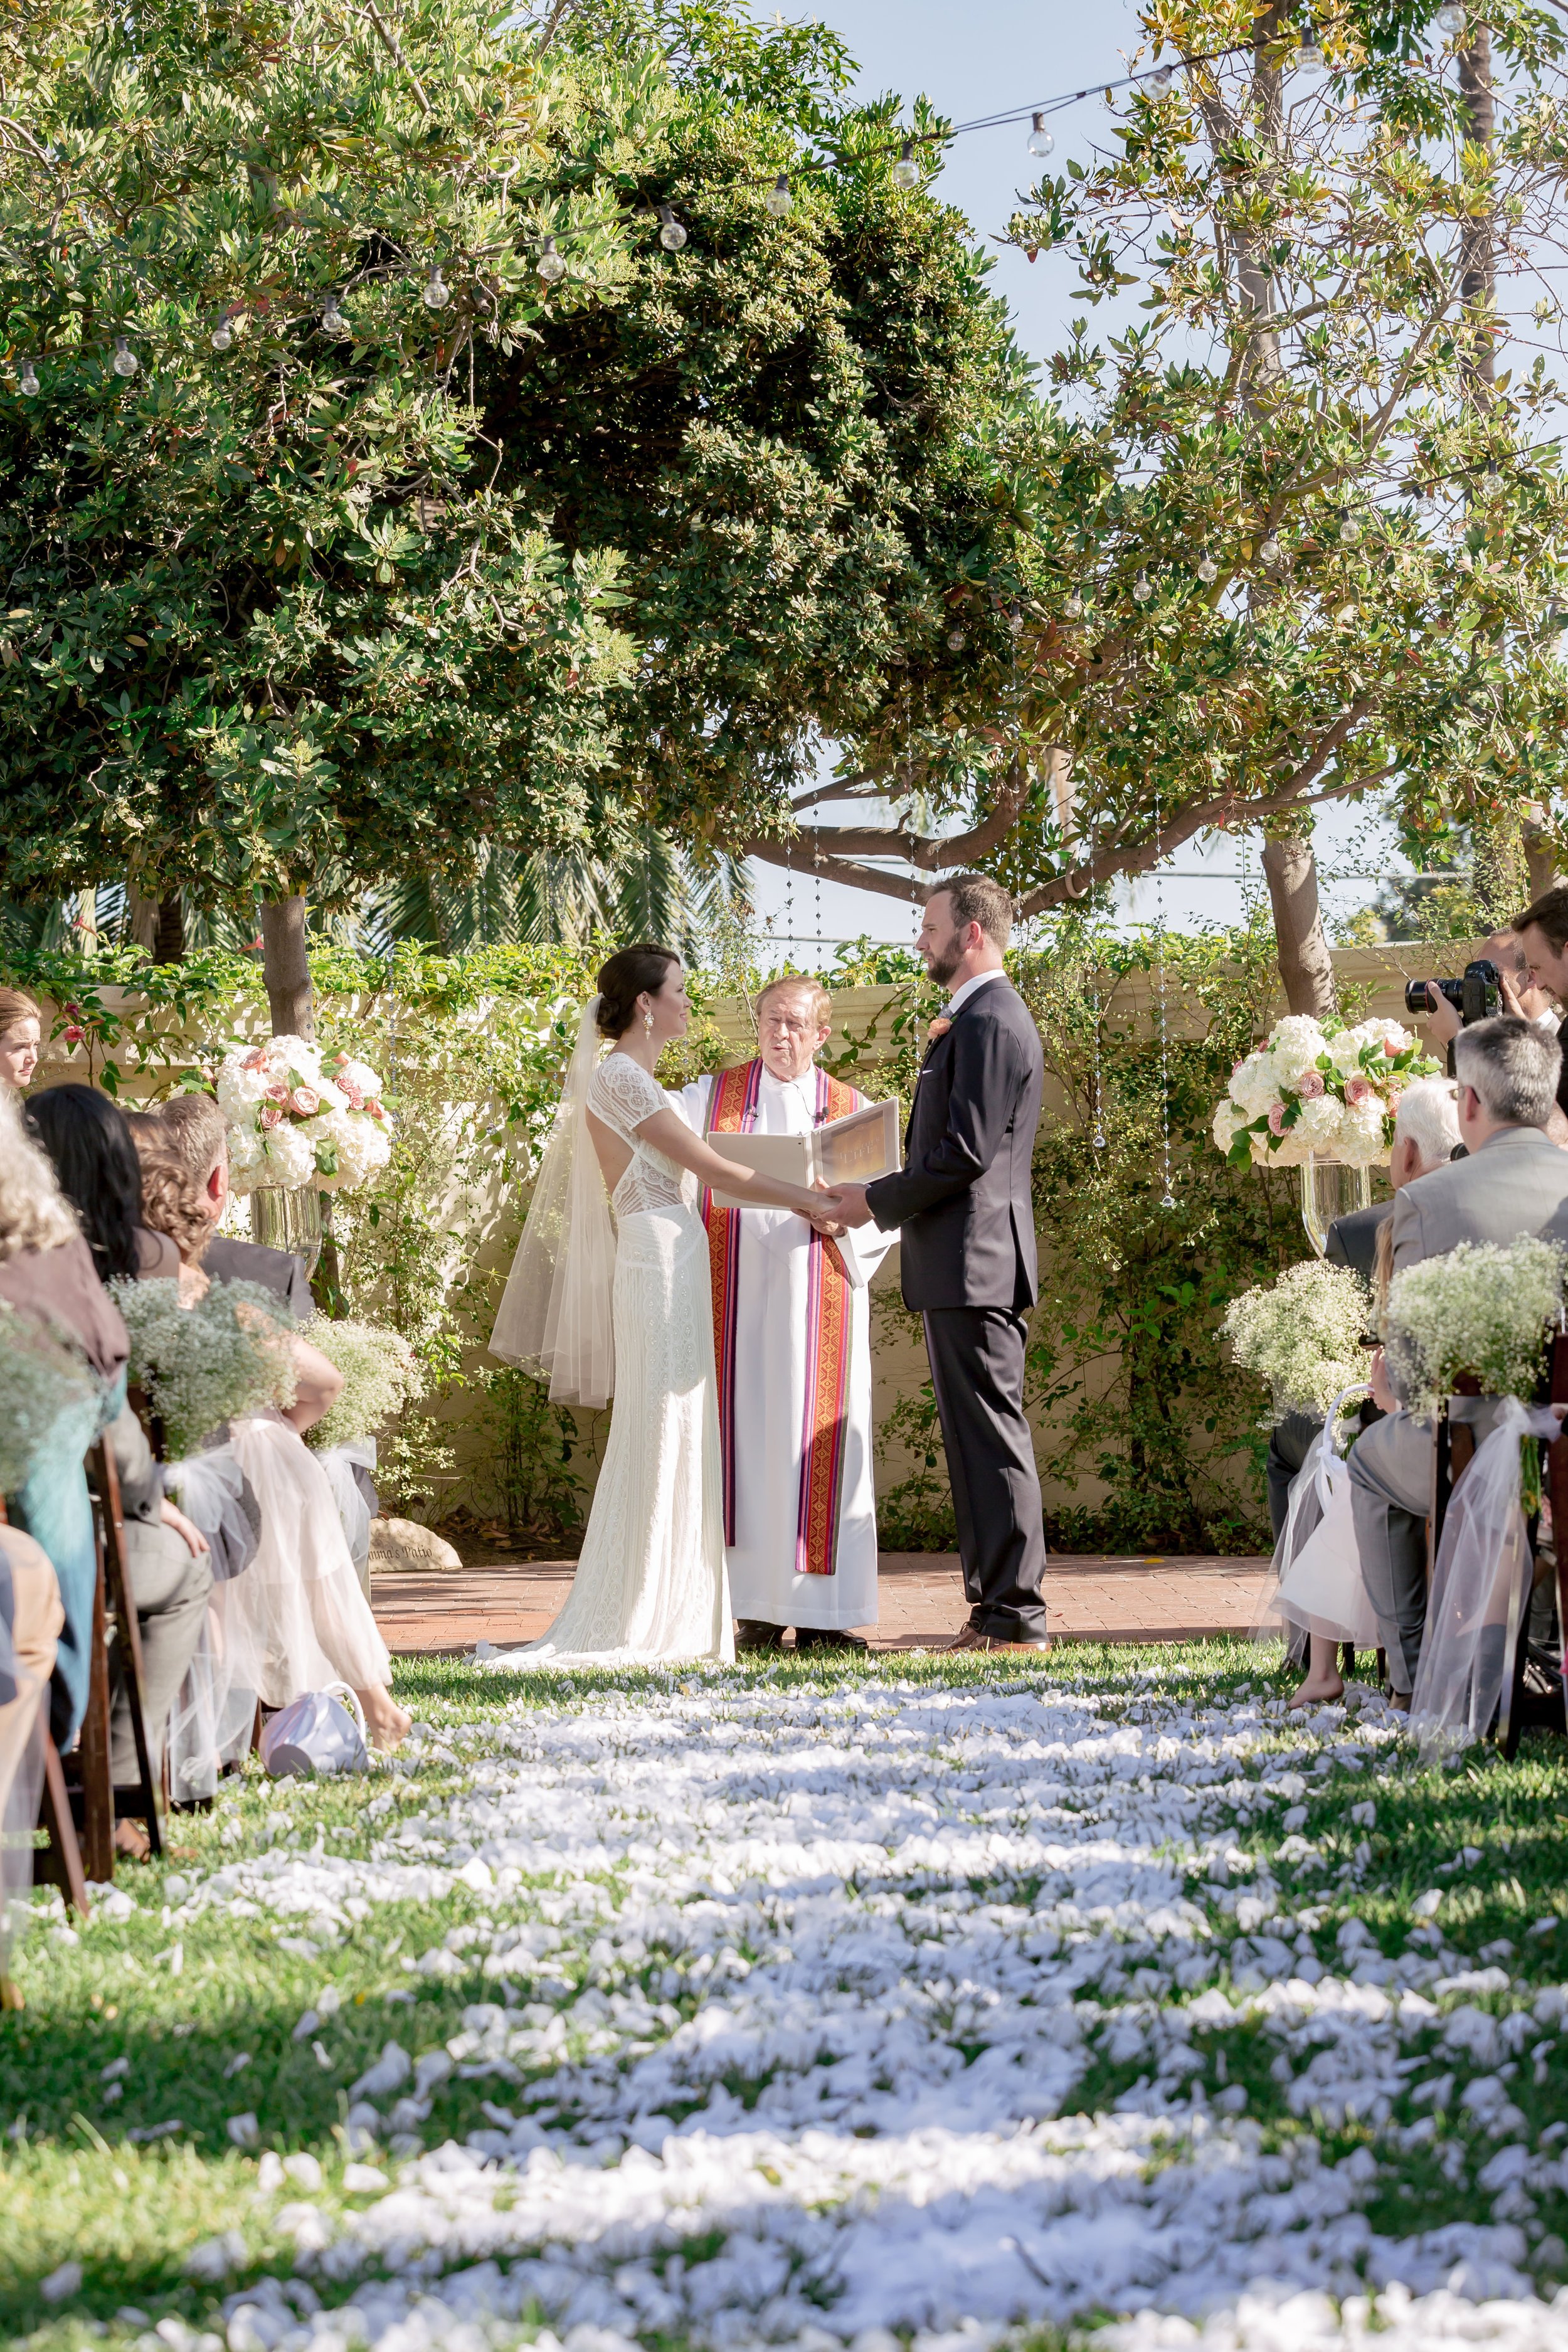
[589,1055,690,1215]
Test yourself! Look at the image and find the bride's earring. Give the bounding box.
[643,1006,654,1035]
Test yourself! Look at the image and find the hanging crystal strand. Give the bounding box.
[1153,785,1176,1209]
[813,821,823,972]
[1084,806,1107,1150]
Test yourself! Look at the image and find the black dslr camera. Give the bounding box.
[1402,958,1502,1027]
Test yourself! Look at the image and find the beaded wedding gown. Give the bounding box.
[492,1054,733,1664]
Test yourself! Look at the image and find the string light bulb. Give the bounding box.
[321,292,351,339]
[422,263,450,309]
[536,236,566,285]
[1337,507,1360,544]
[112,335,139,378]
[1132,566,1154,604]
[1197,549,1217,585]
[1007,603,1024,635]
[1259,533,1281,566]
[947,626,967,650]
[210,312,234,351]
[892,140,920,189]
[765,173,792,217]
[1064,586,1084,619]
[1148,65,1173,95]
[17,356,39,396]
[1435,3,1465,36]
[1483,460,1503,499]
[1027,113,1056,157]
[1295,18,1325,70]
[657,204,688,251]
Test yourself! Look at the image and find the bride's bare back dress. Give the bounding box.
[494,1056,732,1663]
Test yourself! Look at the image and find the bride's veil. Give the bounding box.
[489,997,616,1406]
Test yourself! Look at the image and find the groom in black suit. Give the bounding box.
[830,873,1049,1652]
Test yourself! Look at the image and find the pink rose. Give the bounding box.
[290,1086,320,1116]
[1297,1069,1326,1100]
[366,1099,386,1122]
[260,1101,283,1130]
[341,1083,364,1110]
[1384,1037,1403,1060]
[265,1081,289,1103]
[1345,1075,1374,1108]
[1268,1103,1287,1136]
[242,1049,268,1073]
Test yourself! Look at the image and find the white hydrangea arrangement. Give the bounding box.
[0,1306,100,1494]
[1212,1013,1441,1172]
[303,1317,421,1453]
[112,1276,297,1458]
[1219,1259,1372,1422]
[215,1036,393,1198]
[1384,1236,1566,1416]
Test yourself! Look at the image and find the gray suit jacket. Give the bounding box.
[1390,1123,1568,1271]
[1325,1197,1394,1281]
[202,1234,314,1322]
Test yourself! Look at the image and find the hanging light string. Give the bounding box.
[10,24,1356,374]
[1083,803,1108,1153]
[1153,784,1176,1212]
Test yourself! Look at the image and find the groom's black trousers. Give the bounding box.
[923,1307,1049,1639]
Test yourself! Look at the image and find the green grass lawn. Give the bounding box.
[4,1640,1567,2351]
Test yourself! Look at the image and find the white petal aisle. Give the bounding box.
[83,1666,1568,2351]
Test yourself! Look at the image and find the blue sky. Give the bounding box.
[746,1,1397,964]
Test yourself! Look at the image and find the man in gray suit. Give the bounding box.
[1265,1078,1459,1537]
[1349,1017,1568,1702]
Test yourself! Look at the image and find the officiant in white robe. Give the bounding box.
[679,977,894,1652]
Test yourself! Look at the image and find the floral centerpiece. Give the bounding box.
[215,1036,393,1197]
[303,1317,421,1452]
[1383,1236,1565,1416]
[112,1276,297,1458]
[0,1306,99,1494]
[1212,1014,1441,1171]
[1219,1259,1372,1422]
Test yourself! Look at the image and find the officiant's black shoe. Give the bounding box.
[736,1619,786,1653]
[947,1624,1052,1655]
[795,1628,869,1654]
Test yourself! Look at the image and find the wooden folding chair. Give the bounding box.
[86,1439,162,1861]
[0,1495,91,1919]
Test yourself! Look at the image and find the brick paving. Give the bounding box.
[375,1549,1271,1656]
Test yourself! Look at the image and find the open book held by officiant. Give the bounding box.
[702,1096,901,1211]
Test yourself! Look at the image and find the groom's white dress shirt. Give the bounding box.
[678,1061,893,1630]
[944,968,1006,1017]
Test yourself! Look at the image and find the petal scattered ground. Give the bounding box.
[5,1641,1568,2352]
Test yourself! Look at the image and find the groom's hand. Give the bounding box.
[827,1183,874,1230]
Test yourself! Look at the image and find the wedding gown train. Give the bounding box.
[490,1054,733,1665]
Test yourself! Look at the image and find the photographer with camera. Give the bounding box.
[1348,1015,1568,1707]
[1515,887,1568,1120]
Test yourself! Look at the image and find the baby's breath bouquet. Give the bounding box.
[303,1317,420,1451]
[0,1304,99,1494]
[111,1277,296,1458]
[1384,1236,1566,1415]
[1220,1259,1372,1422]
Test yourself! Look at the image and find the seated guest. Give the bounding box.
[1349,1017,1568,1705]
[0,989,41,1093]
[144,1095,314,1319]
[23,1089,213,1846]
[132,1147,408,1751]
[0,1523,62,1983]
[0,1091,129,1753]
[1266,1077,1461,1540]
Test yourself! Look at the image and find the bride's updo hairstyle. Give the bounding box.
[596,945,679,1039]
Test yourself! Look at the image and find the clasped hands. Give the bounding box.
[804,1181,874,1238]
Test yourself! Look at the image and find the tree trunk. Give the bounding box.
[128,889,186,961]
[1458,29,1496,397]
[1261,824,1337,1019]
[127,886,159,953]
[1524,816,1557,905]
[258,893,314,1039]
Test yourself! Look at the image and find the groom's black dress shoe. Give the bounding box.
[947,1624,1052,1655]
[735,1619,786,1653]
[795,1628,869,1654]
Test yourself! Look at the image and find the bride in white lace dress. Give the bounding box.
[489,946,834,1663]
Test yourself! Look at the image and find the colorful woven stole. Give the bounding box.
[702,1060,858,1574]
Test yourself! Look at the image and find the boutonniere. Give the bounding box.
[927,1017,952,1042]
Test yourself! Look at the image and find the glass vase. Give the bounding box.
[248,1184,324,1276]
[1299,1154,1372,1258]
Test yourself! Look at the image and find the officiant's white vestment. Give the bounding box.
[679,1062,893,1630]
